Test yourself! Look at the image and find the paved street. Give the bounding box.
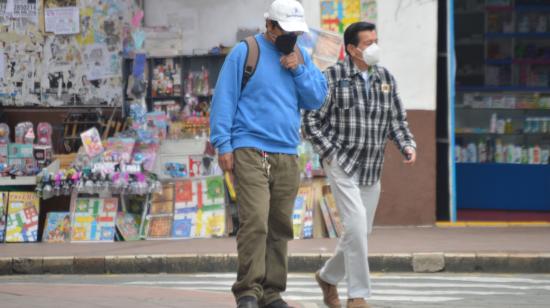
[1,273,550,307]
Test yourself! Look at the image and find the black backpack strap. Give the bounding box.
[241,36,260,92]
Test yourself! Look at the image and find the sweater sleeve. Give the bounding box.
[209,43,246,154]
[293,47,328,111]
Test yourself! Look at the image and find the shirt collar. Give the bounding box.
[343,56,381,81]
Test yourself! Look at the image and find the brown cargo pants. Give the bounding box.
[231,148,300,306]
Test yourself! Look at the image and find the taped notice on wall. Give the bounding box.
[45,6,80,35]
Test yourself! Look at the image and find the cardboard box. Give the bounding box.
[8,143,34,159]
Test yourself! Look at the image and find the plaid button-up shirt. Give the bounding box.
[302,57,416,186]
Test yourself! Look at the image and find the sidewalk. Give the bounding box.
[1,226,549,275]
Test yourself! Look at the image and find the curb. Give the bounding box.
[0,253,549,275]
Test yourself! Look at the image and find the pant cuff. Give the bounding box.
[235,291,259,303]
[348,290,371,299]
[319,268,340,286]
[261,292,282,306]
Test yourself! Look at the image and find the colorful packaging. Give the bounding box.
[36,123,53,146]
[80,127,104,157]
[104,137,136,163]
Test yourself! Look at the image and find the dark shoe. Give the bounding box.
[262,299,294,308]
[237,296,259,308]
[315,271,342,308]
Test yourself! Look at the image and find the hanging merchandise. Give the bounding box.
[36,123,53,146]
[80,127,104,158]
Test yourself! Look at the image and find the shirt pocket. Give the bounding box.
[367,82,392,111]
[334,84,356,109]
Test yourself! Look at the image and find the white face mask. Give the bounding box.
[362,43,380,66]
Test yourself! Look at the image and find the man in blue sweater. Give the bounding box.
[210,1,327,307]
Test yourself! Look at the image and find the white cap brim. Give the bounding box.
[278,20,309,33]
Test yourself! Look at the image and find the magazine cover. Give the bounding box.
[5,192,40,243]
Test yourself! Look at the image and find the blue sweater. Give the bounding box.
[210,34,327,155]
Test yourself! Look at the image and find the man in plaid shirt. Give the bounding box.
[303,22,416,308]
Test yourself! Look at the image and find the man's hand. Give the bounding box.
[403,147,416,165]
[219,152,234,172]
[280,52,299,71]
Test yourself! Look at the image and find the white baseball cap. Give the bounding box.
[264,0,309,33]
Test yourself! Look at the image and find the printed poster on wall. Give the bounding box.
[321,0,377,33]
[0,0,38,22]
[84,43,113,81]
[5,192,40,243]
[45,7,80,35]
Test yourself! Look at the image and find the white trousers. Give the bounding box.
[319,158,381,299]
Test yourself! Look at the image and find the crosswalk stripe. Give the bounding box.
[124,280,550,291]
[166,286,522,296]
[284,295,462,302]
[167,288,460,303]
[376,275,550,284]
[373,282,550,291]
[184,273,550,285]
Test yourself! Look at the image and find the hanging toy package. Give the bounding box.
[37,123,53,146]
[15,122,33,144]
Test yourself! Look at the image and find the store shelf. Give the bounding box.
[151,96,182,101]
[457,86,550,92]
[485,5,514,12]
[456,132,550,137]
[485,32,550,39]
[455,106,550,111]
[516,4,550,12]
[513,59,550,65]
[0,176,37,186]
[486,59,513,65]
[456,163,550,211]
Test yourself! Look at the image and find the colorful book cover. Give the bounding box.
[43,212,71,243]
[0,192,7,242]
[80,127,104,157]
[302,203,314,239]
[322,185,344,237]
[147,215,172,238]
[173,177,225,238]
[71,198,118,242]
[116,212,141,241]
[292,186,312,239]
[5,192,40,243]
